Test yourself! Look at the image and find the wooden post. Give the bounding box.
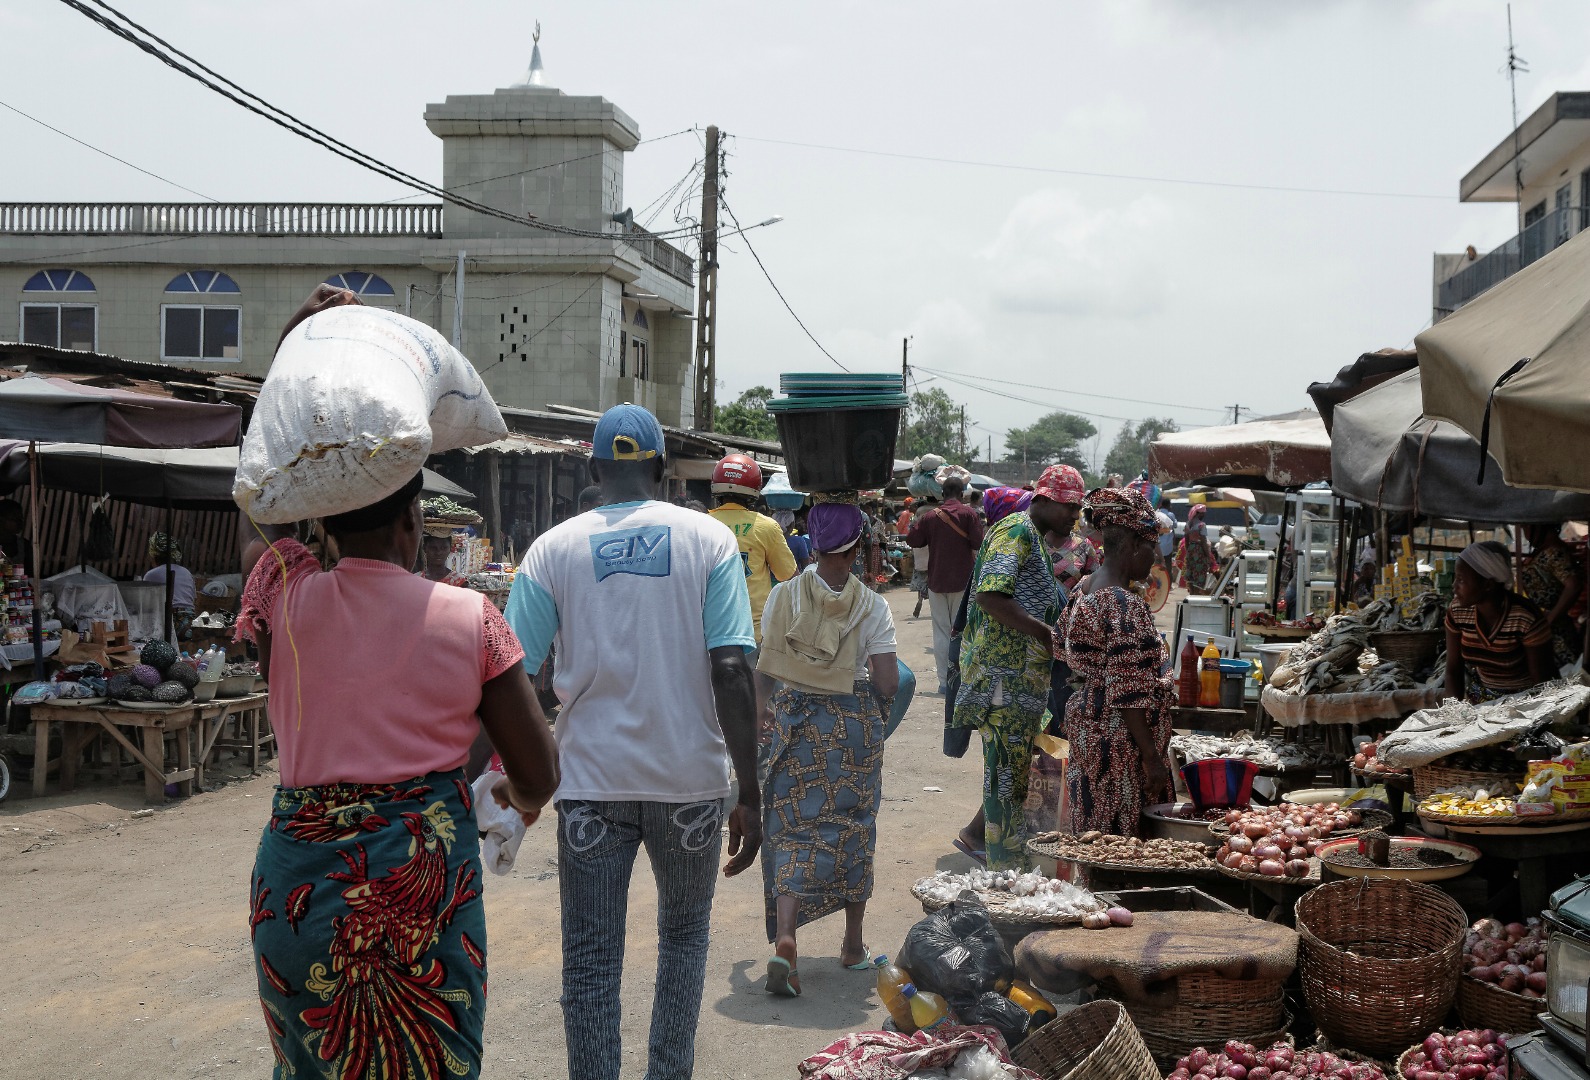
[484,454,503,557]
[538,456,555,539]
[28,440,44,672]
[692,126,720,430]
[162,502,175,643]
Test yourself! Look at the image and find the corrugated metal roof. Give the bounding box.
[459,431,587,457]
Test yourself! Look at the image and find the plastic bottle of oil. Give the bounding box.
[1007,980,1058,1027]
[902,984,952,1033]
[873,955,915,1031]
[1197,640,1222,707]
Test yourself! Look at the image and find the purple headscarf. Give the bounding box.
[981,486,1034,526]
[807,502,865,553]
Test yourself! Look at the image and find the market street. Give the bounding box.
[0,586,997,1080]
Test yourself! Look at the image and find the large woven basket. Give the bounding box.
[1456,973,1547,1035]
[1010,999,1159,1080]
[1133,1010,1292,1071]
[1296,878,1467,1058]
[1413,762,1523,800]
[1369,629,1443,669]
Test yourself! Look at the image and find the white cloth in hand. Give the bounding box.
[471,771,525,876]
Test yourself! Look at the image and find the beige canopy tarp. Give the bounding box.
[1418,224,1590,494]
[1148,416,1330,489]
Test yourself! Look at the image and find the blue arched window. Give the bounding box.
[23,269,95,292]
[165,270,240,294]
[325,271,395,297]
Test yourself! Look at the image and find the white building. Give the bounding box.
[1433,91,1590,321]
[0,48,699,425]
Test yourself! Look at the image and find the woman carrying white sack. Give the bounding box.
[237,285,559,1079]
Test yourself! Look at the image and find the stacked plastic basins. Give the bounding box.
[767,373,908,492]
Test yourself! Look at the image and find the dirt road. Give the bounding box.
[0,588,991,1079]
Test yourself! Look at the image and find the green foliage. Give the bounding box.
[1103,417,1180,483]
[901,387,965,459]
[1002,411,1097,470]
[713,385,777,441]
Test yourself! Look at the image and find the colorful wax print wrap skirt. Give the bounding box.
[251,768,487,1079]
[762,682,883,942]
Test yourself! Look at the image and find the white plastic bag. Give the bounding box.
[234,307,505,523]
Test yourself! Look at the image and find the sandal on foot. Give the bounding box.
[765,955,801,997]
[952,837,988,865]
[843,946,875,971]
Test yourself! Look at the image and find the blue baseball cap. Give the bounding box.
[591,403,666,461]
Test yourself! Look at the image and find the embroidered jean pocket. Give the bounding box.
[556,800,633,860]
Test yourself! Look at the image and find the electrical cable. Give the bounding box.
[57,0,702,242]
[720,197,848,372]
[474,275,605,377]
[733,134,1451,201]
[912,363,1228,415]
[0,97,216,202]
[917,368,1209,428]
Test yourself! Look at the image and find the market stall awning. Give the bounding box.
[1418,224,1590,493]
[0,375,241,448]
[1331,369,1590,522]
[1148,415,1331,489]
[0,442,470,510]
[1307,348,1418,433]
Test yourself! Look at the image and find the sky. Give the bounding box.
[4,0,1588,466]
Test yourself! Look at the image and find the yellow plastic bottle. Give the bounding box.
[902,984,952,1032]
[874,955,916,1031]
[1007,980,1058,1027]
[1197,640,1222,707]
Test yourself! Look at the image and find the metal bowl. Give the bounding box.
[1315,835,1480,882]
[1142,803,1225,845]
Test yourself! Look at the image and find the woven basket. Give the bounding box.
[1413,762,1523,800]
[1132,1009,1292,1071]
[1369,629,1443,668]
[1295,878,1467,1058]
[1010,999,1159,1080]
[1456,973,1548,1034]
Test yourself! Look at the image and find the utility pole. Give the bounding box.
[1229,403,1244,425]
[899,336,911,447]
[451,251,466,349]
[959,406,967,460]
[1506,5,1529,227]
[693,125,721,431]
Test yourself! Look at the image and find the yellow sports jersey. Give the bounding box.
[708,504,798,643]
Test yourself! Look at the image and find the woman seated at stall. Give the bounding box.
[1444,540,1555,703]
[143,532,196,639]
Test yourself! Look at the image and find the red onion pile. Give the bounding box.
[1214,804,1360,878]
[1352,740,1404,775]
[1398,1029,1508,1080]
[1165,1041,1387,1080]
[1462,918,1548,997]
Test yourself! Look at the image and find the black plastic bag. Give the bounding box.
[968,991,1031,1046]
[898,892,1017,1015]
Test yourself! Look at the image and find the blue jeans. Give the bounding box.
[558,798,724,1080]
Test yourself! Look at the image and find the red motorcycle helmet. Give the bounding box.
[711,453,764,498]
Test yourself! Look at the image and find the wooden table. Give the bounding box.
[1437,825,1590,915]
[1172,706,1252,733]
[33,692,269,803]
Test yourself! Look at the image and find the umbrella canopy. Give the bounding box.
[1148,416,1331,488]
[1331,369,1590,523]
[0,376,241,448]
[1418,225,1590,492]
[0,442,471,511]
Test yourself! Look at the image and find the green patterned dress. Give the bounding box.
[951,512,1058,869]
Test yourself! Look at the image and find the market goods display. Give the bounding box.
[1350,739,1409,778]
[911,870,1105,925]
[1454,918,1550,1035]
[1266,597,1445,697]
[1394,1029,1509,1080]
[1011,999,1160,1080]
[1165,1041,1388,1080]
[1417,791,1517,822]
[1376,681,1590,769]
[112,645,198,705]
[235,306,506,523]
[1171,734,1326,774]
[139,639,179,672]
[1295,879,1467,1058]
[129,663,162,689]
[420,495,478,522]
[1029,831,1218,875]
[1314,836,1479,884]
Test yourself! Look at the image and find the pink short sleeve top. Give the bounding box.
[237,539,524,787]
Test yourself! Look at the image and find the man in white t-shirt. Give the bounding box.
[504,404,760,1080]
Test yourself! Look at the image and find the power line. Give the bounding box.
[734,134,1450,202]
[720,196,849,372]
[56,0,702,243]
[475,275,605,378]
[0,232,202,265]
[0,97,216,202]
[918,368,1208,428]
[912,363,1228,416]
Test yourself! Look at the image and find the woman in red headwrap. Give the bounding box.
[1060,487,1175,837]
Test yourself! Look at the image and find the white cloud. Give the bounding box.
[978,189,1174,318]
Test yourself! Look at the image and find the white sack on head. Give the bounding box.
[233,307,506,523]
